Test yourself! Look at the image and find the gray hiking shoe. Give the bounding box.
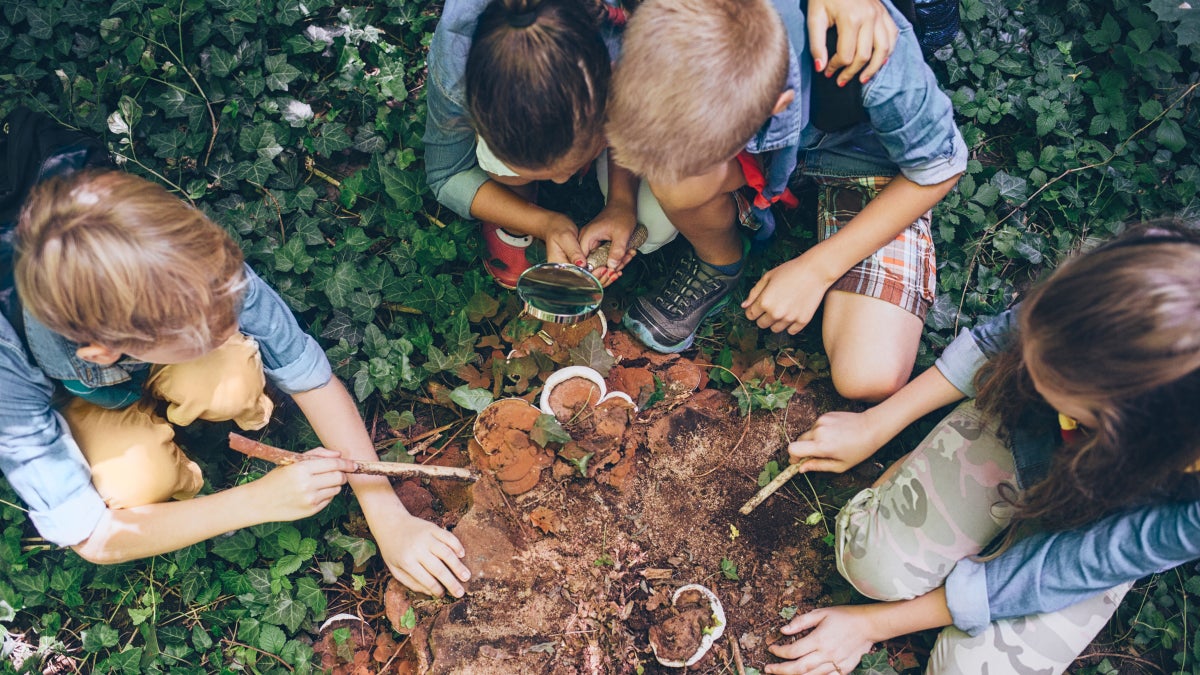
[623,246,742,353]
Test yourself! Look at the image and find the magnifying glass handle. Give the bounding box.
[586,223,649,271]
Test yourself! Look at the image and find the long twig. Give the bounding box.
[739,459,811,515]
[228,432,478,482]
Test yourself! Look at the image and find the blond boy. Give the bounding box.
[0,171,469,596]
[608,0,966,401]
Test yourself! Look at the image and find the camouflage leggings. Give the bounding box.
[835,401,1130,674]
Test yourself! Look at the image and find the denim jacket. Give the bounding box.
[423,0,627,219]
[933,308,1200,635]
[0,264,331,546]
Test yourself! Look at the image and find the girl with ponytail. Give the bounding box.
[423,0,901,288]
[760,220,1200,674]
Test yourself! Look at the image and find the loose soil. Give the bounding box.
[372,328,867,674]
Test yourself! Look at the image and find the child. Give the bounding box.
[423,0,900,288]
[607,0,966,401]
[764,222,1200,674]
[0,171,471,598]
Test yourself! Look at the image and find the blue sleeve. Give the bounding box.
[945,500,1200,635]
[860,0,967,186]
[422,0,490,219]
[236,265,332,395]
[0,338,106,546]
[934,308,1018,397]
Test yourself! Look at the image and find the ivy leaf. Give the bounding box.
[326,531,377,567]
[856,650,900,675]
[991,171,1028,203]
[307,121,353,156]
[235,158,277,185]
[296,577,327,615]
[449,385,493,412]
[264,54,302,91]
[531,414,572,447]
[719,557,739,581]
[1155,119,1187,153]
[207,44,240,78]
[262,590,307,632]
[82,622,121,652]
[379,163,424,212]
[257,623,287,654]
[568,330,615,376]
[211,530,258,567]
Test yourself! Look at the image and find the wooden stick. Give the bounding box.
[228,433,478,482]
[731,639,746,675]
[738,459,809,515]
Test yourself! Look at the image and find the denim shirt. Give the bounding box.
[933,308,1200,635]
[0,264,331,546]
[423,0,627,219]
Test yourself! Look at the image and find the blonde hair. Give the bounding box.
[15,171,247,352]
[606,0,789,183]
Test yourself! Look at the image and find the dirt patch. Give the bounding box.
[394,346,853,674]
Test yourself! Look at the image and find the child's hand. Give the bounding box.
[742,254,838,334]
[579,203,638,286]
[543,216,585,267]
[377,515,471,598]
[257,448,354,521]
[766,606,879,674]
[808,0,898,86]
[789,411,882,474]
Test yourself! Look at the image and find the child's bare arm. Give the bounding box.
[469,179,585,265]
[743,173,960,335]
[291,378,471,597]
[789,366,965,474]
[72,453,354,564]
[808,0,899,86]
[765,588,951,674]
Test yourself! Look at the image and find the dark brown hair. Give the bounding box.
[465,0,611,170]
[976,219,1200,533]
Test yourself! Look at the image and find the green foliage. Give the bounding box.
[757,460,782,487]
[733,379,796,415]
[531,414,572,448]
[719,557,739,581]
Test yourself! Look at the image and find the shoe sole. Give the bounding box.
[623,296,730,354]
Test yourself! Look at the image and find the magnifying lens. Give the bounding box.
[516,263,603,323]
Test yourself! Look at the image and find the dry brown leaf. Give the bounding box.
[529,506,564,535]
[384,579,414,635]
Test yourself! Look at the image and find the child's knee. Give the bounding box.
[149,334,273,429]
[834,490,931,601]
[830,363,909,402]
[66,401,204,508]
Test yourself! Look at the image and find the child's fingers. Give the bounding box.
[782,609,827,635]
[426,548,469,597]
[304,447,341,459]
[807,5,831,72]
[434,528,467,558]
[393,567,434,597]
[837,24,875,85]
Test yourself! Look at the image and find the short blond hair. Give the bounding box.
[15,171,246,352]
[607,0,789,183]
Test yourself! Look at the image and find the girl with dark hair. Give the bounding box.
[762,221,1200,674]
[423,0,902,288]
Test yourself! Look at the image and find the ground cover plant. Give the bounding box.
[0,0,1197,672]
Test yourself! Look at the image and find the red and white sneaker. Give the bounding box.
[481,221,534,289]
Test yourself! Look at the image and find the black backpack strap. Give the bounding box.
[0,108,113,288]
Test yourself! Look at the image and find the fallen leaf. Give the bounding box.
[383,579,414,635]
[569,330,616,376]
[529,506,564,535]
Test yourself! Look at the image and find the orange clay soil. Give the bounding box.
[369,329,881,675]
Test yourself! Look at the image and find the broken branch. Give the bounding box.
[229,432,478,482]
[738,459,809,515]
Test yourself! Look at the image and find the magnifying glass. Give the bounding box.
[516,263,603,323]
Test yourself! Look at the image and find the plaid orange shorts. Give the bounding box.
[816,176,936,319]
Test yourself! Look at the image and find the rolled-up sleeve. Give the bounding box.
[861,9,967,186]
[422,13,489,219]
[236,265,332,395]
[0,346,106,546]
[946,500,1200,635]
[934,308,1019,396]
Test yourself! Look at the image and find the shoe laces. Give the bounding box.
[658,253,724,318]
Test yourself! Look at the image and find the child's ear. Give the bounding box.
[76,344,122,366]
[772,89,796,116]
